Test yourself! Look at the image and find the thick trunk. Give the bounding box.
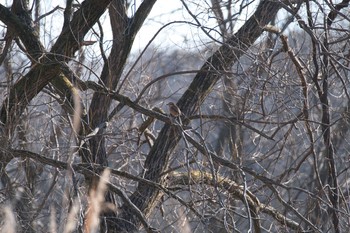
[115,1,282,231]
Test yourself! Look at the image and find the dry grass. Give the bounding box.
[0,169,113,233]
[1,205,16,233]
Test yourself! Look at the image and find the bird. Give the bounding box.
[167,102,192,129]
[167,102,182,118]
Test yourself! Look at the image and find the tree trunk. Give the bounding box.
[115,1,282,231]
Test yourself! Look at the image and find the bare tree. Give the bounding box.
[0,0,350,232]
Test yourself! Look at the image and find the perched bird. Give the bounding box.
[167,102,192,129]
[167,102,182,117]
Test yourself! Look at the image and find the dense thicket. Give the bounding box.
[0,1,350,232]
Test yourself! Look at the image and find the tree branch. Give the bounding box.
[116,1,282,231]
[11,148,303,232]
[170,171,302,231]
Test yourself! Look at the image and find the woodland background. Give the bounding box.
[0,0,350,232]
